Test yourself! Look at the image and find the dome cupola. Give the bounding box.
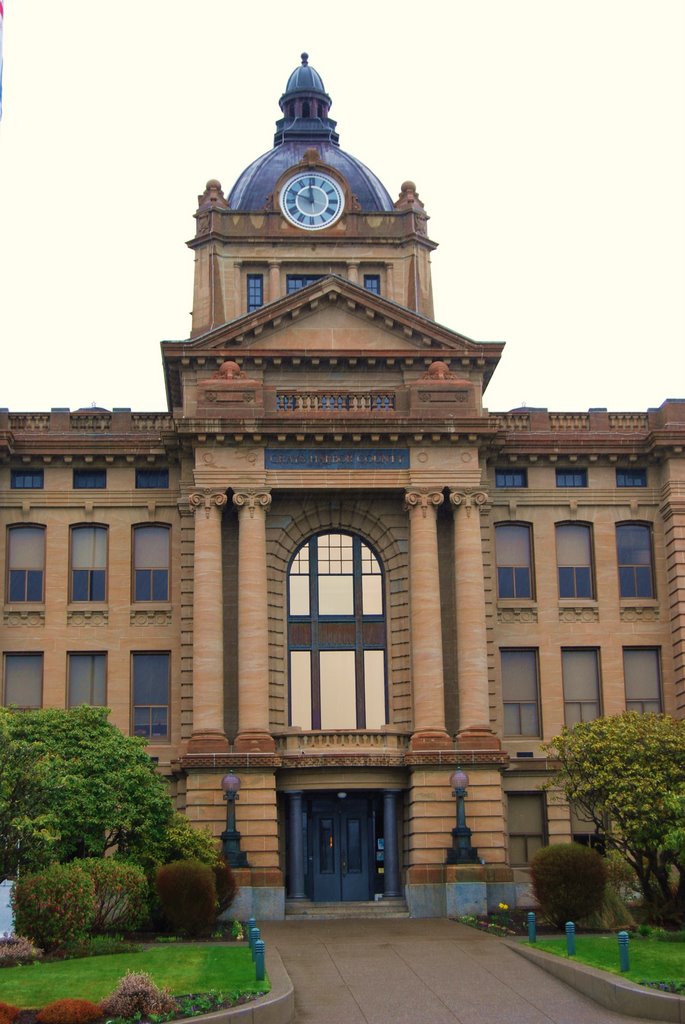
[228,54,393,213]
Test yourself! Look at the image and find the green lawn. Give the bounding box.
[534,936,685,987]
[0,945,269,1008]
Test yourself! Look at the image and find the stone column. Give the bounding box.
[187,489,229,752]
[268,262,280,302]
[346,261,360,285]
[233,490,276,752]
[450,489,499,749]
[287,791,306,899]
[383,789,402,897]
[405,490,451,749]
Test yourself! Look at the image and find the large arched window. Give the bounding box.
[288,532,387,730]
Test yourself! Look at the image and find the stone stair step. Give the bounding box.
[285,898,409,919]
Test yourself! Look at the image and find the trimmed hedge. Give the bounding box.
[12,863,96,951]
[155,859,217,936]
[531,842,608,928]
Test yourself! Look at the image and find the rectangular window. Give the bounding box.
[71,525,107,601]
[501,649,540,736]
[247,274,264,312]
[556,523,594,599]
[286,274,323,293]
[616,523,654,599]
[562,649,601,726]
[132,652,169,739]
[495,468,527,488]
[11,470,44,489]
[73,469,106,489]
[570,803,605,851]
[7,526,45,602]
[623,648,662,713]
[3,653,43,708]
[133,525,170,602]
[556,468,587,488]
[363,274,380,295]
[496,524,533,599]
[616,468,647,488]
[508,793,546,866]
[68,653,106,706]
[135,469,169,489]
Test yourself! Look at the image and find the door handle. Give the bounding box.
[341,858,347,875]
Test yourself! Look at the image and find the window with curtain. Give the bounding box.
[562,648,601,725]
[616,523,654,599]
[71,525,107,601]
[508,793,546,865]
[556,523,594,599]
[623,648,662,712]
[68,652,106,706]
[7,526,45,602]
[495,523,533,599]
[288,532,387,730]
[133,525,170,601]
[132,652,169,739]
[3,653,43,708]
[501,649,540,736]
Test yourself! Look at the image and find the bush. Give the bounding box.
[155,859,217,937]
[99,971,176,1017]
[79,858,148,932]
[0,935,43,966]
[214,857,239,915]
[531,843,608,928]
[36,999,102,1024]
[12,863,96,950]
[0,1003,21,1022]
[0,1012,15,1024]
[155,812,221,866]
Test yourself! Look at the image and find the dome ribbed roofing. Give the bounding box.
[227,54,394,214]
[283,53,327,96]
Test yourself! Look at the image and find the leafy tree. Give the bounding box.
[544,713,685,923]
[0,710,58,876]
[149,812,220,869]
[4,706,173,868]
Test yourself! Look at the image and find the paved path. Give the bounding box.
[262,918,656,1024]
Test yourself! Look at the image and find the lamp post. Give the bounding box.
[446,767,479,865]
[220,773,248,868]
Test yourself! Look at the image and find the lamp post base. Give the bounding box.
[221,829,249,868]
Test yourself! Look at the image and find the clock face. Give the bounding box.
[279,172,345,230]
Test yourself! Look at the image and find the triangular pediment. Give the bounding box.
[179,276,495,357]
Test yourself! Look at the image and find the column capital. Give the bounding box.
[188,489,228,518]
[232,489,272,518]
[404,490,444,517]
[449,489,489,516]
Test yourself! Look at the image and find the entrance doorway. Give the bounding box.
[311,796,372,901]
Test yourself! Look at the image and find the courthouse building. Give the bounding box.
[1,55,684,918]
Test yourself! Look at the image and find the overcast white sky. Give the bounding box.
[0,0,683,414]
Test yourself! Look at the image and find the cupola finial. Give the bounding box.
[301,52,309,65]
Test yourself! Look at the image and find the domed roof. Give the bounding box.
[282,53,328,97]
[227,55,393,214]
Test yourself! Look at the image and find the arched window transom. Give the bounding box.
[288,532,387,730]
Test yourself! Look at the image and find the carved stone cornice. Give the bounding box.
[188,489,228,518]
[449,489,489,517]
[404,490,444,518]
[232,490,272,518]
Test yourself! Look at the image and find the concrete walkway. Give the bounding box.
[261,918,657,1024]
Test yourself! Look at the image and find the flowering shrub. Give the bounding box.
[36,999,102,1024]
[79,858,148,932]
[99,971,176,1016]
[156,860,217,937]
[0,1003,21,1021]
[12,863,96,950]
[0,935,43,966]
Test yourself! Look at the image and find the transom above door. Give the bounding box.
[288,532,387,730]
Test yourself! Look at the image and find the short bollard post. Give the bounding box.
[527,912,536,943]
[254,938,265,982]
[618,931,630,973]
[565,921,576,957]
[247,917,257,952]
[250,926,260,961]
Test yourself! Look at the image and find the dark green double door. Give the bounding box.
[310,796,371,902]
